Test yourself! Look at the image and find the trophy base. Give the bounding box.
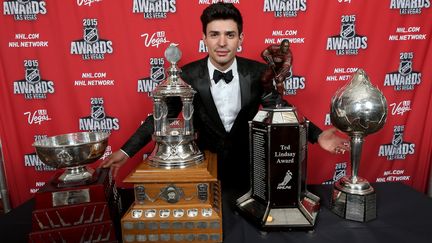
[236,190,320,231]
[121,151,222,242]
[331,177,376,222]
[30,168,122,243]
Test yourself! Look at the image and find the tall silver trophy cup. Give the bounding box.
[330,69,387,222]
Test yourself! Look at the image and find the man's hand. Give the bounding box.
[99,150,129,177]
[317,127,350,154]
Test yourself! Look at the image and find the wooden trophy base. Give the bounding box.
[121,151,223,243]
[29,168,122,243]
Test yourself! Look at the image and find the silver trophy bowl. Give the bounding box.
[33,132,109,184]
[330,69,387,222]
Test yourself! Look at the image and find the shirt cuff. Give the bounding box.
[120,149,130,158]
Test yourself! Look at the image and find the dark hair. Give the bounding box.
[200,3,243,35]
[281,39,290,46]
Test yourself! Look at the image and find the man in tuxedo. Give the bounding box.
[100,3,349,194]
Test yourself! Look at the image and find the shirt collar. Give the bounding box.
[208,58,238,81]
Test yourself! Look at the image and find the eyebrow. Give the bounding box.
[207,30,237,35]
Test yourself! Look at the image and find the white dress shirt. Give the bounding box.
[207,58,241,132]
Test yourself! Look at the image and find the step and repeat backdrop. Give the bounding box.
[1,0,431,207]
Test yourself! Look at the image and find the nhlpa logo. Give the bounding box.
[138,57,166,93]
[323,162,347,185]
[3,0,47,21]
[263,0,307,17]
[378,125,415,160]
[277,170,292,189]
[79,98,120,132]
[283,66,305,95]
[389,0,430,15]
[13,60,54,100]
[384,52,421,91]
[326,15,367,55]
[70,18,113,60]
[132,0,177,19]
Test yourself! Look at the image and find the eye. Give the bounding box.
[208,32,219,38]
[227,33,236,39]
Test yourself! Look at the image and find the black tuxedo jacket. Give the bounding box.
[121,56,322,191]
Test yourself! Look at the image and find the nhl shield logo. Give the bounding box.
[333,167,346,182]
[392,132,403,147]
[150,65,165,83]
[340,23,355,40]
[17,0,31,4]
[25,68,41,84]
[286,66,293,79]
[91,105,106,121]
[84,27,99,44]
[398,60,412,76]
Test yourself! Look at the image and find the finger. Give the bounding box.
[112,166,119,178]
[101,158,114,168]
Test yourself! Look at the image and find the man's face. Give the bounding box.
[203,19,243,71]
[281,42,290,53]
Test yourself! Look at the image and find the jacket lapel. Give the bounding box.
[238,59,252,109]
[193,58,227,134]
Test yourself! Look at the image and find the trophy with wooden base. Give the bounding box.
[30,132,121,243]
[330,69,387,222]
[120,44,223,243]
[236,107,320,231]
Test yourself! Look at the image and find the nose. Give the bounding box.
[217,35,227,47]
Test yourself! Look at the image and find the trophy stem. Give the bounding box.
[350,133,364,183]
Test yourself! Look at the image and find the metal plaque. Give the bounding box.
[52,189,90,207]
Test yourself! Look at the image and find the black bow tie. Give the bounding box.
[213,69,234,84]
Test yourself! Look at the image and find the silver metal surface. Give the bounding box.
[33,131,109,182]
[149,43,204,168]
[330,69,387,188]
[330,69,386,221]
[52,189,90,207]
[330,69,387,136]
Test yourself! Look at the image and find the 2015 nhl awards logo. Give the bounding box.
[390,0,430,14]
[24,152,56,171]
[79,98,120,132]
[138,57,166,93]
[70,19,113,60]
[263,0,307,17]
[13,60,54,100]
[326,15,367,55]
[378,125,415,160]
[3,0,47,20]
[132,0,176,19]
[384,52,421,91]
[25,135,56,171]
[283,66,305,95]
[323,162,347,185]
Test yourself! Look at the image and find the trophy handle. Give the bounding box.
[350,133,364,184]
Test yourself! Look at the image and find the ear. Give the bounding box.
[239,32,244,46]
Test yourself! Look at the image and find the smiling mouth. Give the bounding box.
[216,50,229,56]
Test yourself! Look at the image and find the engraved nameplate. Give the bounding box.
[52,189,90,207]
